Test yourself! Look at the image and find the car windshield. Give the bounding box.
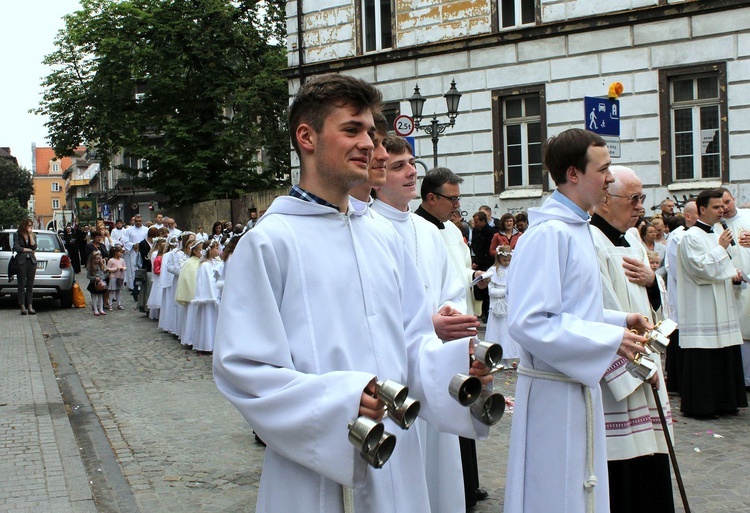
[3,232,64,253]
[35,233,63,252]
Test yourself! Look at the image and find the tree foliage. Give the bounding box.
[0,159,34,207]
[0,199,30,229]
[36,0,289,206]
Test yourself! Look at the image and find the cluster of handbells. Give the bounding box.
[625,318,678,380]
[348,338,507,468]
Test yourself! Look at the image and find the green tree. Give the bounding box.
[0,199,30,229]
[0,159,34,207]
[36,0,289,206]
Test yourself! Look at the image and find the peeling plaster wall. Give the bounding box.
[286,2,750,214]
[395,0,493,47]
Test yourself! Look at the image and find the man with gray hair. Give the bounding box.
[590,166,674,513]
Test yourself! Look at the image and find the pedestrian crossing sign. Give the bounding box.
[584,96,620,136]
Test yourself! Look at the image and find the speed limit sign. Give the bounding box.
[394,115,415,137]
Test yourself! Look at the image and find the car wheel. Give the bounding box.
[59,289,74,308]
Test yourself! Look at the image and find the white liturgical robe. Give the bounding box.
[123,224,148,287]
[590,226,672,461]
[213,196,489,513]
[439,221,479,315]
[504,195,627,513]
[715,209,750,384]
[371,199,466,513]
[676,225,742,349]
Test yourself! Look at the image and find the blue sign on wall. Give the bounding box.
[584,96,620,136]
[404,136,416,156]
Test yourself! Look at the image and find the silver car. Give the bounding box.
[0,229,75,308]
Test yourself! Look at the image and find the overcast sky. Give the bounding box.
[0,0,81,170]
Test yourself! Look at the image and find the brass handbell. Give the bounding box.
[626,352,657,380]
[348,416,397,469]
[376,380,421,430]
[469,389,506,426]
[644,318,677,354]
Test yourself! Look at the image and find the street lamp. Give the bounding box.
[408,80,462,169]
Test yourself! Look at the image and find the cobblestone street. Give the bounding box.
[2,291,749,512]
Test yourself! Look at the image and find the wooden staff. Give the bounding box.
[652,386,691,513]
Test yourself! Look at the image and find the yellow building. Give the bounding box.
[31,146,85,229]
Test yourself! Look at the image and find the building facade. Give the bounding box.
[286,0,750,215]
[31,145,85,229]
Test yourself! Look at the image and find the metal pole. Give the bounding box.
[431,118,439,169]
[652,386,691,513]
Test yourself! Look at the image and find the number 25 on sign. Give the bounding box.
[394,115,414,137]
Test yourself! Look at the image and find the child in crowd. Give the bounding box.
[647,250,669,322]
[106,246,127,311]
[86,250,109,316]
[185,239,222,352]
[147,238,167,320]
[175,236,202,343]
[158,235,180,334]
[484,245,521,369]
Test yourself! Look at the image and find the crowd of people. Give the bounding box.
[56,73,749,513]
[63,214,251,354]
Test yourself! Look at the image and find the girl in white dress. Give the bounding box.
[185,240,223,352]
[146,238,167,320]
[174,235,201,343]
[157,235,181,334]
[484,244,521,368]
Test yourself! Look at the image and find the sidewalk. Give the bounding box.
[0,308,95,512]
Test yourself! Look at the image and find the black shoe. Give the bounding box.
[27,307,36,315]
[475,488,489,501]
[20,308,27,316]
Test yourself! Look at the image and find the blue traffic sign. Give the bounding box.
[584,96,620,136]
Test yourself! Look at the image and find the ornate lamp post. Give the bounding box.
[408,80,462,169]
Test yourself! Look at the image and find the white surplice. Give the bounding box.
[439,222,479,316]
[212,196,489,513]
[715,209,750,384]
[676,225,742,349]
[504,195,627,513]
[184,258,223,352]
[123,225,148,288]
[590,226,673,461]
[484,265,521,361]
[665,225,686,321]
[371,199,466,513]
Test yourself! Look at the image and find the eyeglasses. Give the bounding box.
[432,192,462,204]
[608,193,646,205]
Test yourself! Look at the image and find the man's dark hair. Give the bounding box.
[288,74,383,155]
[515,212,528,224]
[383,135,413,156]
[420,167,464,200]
[542,129,607,185]
[695,188,724,211]
[373,112,389,136]
[473,211,487,222]
[666,214,686,232]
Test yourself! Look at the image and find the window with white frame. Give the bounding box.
[51,182,61,192]
[52,199,60,210]
[492,86,546,193]
[51,162,60,173]
[362,0,392,53]
[499,0,536,29]
[659,64,727,184]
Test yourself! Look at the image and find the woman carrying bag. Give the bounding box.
[14,218,37,315]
